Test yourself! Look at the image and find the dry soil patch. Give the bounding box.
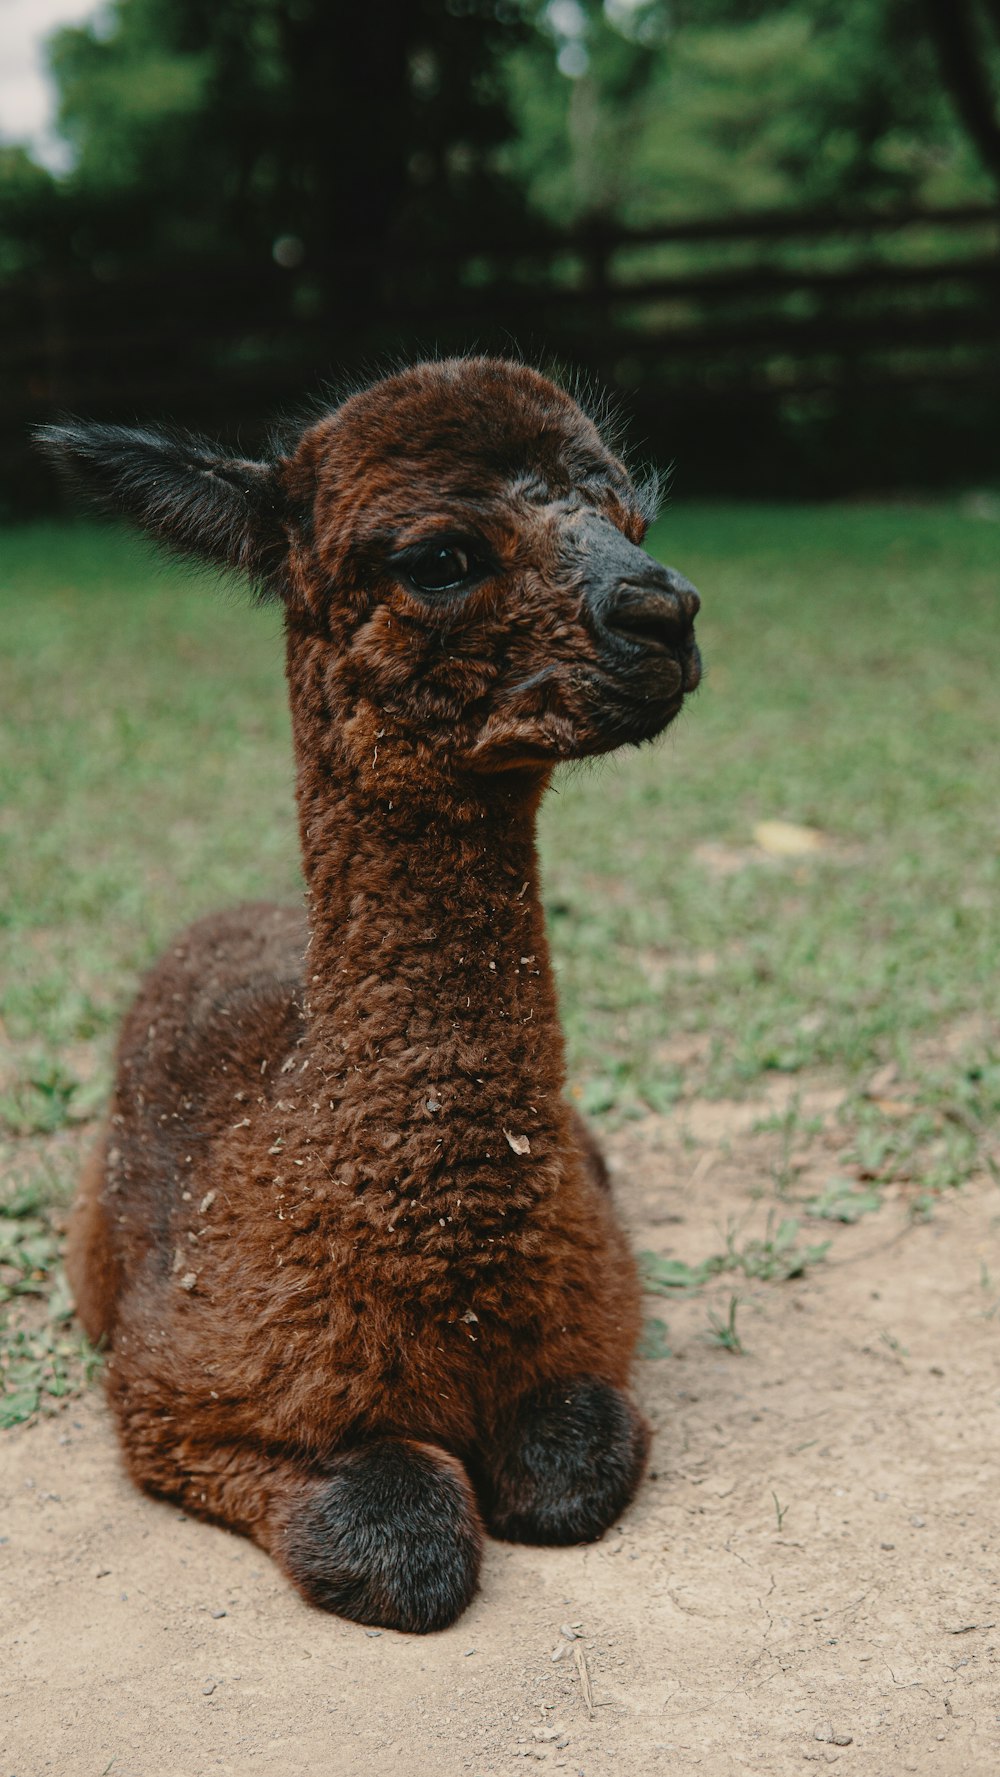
[3,1108,999,1775]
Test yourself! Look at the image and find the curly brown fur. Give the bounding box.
[50,357,701,1632]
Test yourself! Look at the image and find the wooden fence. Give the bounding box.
[3,200,999,504]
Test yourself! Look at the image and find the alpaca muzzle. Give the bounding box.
[577,514,701,714]
[601,574,700,656]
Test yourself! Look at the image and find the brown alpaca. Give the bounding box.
[39,358,701,1632]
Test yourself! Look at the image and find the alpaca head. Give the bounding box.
[38,357,700,784]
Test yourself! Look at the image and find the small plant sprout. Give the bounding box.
[707,1295,745,1355]
[725,1213,829,1282]
[638,1214,828,1299]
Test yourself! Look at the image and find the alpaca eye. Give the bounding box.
[404,544,472,595]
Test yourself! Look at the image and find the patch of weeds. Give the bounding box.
[846,1108,933,1183]
[573,1060,682,1123]
[639,1214,828,1298]
[725,1214,830,1281]
[921,1121,991,1194]
[807,1178,884,1223]
[772,1129,800,1198]
[0,1157,100,1422]
[637,1316,672,1359]
[707,1295,745,1355]
[753,1103,825,1140]
[0,1210,63,1302]
[0,1058,82,1136]
[839,1052,999,1206]
[635,1069,684,1115]
[938,1054,1000,1132]
[0,1179,48,1220]
[753,1098,825,1196]
[639,1252,718,1295]
[0,1319,101,1427]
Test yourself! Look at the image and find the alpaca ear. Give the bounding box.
[35,420,290,594]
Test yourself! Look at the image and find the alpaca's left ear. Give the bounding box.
[35,420,290,594]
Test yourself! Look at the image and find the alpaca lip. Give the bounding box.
[597,642,690,705]
[624,648,683,689]
[469,648,696,767]
[588,662,693,749]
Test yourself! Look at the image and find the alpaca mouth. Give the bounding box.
[600,635,699,704]
[582,646,701,750]
[593,684,686,749]
[465,647,699,770]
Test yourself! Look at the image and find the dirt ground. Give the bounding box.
[4,1084,999,1777]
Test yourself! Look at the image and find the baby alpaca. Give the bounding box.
[40,357,701,1632]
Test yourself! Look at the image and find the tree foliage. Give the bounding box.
[2,0,997,280]
[1,0,997,502]
[502,0,998,228]
[4,0,532,285]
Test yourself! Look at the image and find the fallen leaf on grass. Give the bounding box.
[870,1097,917,1119]
[754,819,829,857]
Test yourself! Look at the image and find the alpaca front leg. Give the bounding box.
[272,1439,484,1632]
[479,1376,649,1545]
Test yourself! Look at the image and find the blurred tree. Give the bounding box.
[6,0,532,310]
[0,147,62,277]
[922,0,1000,194]
[1,0,997,504]
[501,0,998,227]
[4,0,996,279]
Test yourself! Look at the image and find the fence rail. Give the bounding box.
[3,200,998,502]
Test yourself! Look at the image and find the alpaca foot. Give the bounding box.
[482,1376,649,1545]
[277,1439,483,1632]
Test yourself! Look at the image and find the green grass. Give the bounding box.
[2,506,998,1418]
[546,503,999,1103]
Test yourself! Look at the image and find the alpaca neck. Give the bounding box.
[285,637,570,1221]
[299,774,559,1070]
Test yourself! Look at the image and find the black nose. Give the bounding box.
[601,567,700,654]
